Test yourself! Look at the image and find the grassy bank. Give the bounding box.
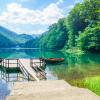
[84,76,100,96]
[68,76,100,96]
[62,47,84,56]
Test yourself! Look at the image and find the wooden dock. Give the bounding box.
[19,59,39,81]
[0,58,46,81]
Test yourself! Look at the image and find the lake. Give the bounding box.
[0,48,100,99]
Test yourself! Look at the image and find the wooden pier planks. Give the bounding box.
[19,59,39,81]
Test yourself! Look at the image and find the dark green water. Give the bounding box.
[0,48,100,99]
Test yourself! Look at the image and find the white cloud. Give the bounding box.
[14,27,47,35]
[0,2,65,34]
[56,0,64,5]
[0,3,64,26]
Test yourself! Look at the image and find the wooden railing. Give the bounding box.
[0,59,26,81]
[0,58,46,81]
[30,59,46,80]
[18,59,30,80]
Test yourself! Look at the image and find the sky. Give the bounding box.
[0,0,83,35]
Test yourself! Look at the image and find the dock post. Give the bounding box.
[17,59,19,81]
[2,59,4,78]
[28,74,30,81]
[8,59,9,69]
[40,58,42,67]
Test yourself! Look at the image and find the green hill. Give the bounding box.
[0,34,15,48]
[0,26,33,47]
[0,26,33,44]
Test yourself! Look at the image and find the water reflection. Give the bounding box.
[48,53,100,78]
[0,66,25,82]
[25,49,64,58]
[0,49,14,58]
[47,53,100,93]
[0,65,24,100]
[0,80,10,100]
[0,49,100,81]
[0,49,100,96]
[0,49,65,59]
[0,67,15,100]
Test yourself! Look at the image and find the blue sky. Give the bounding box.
[0,0,83,35]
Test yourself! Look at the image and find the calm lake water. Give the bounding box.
[0,48,100,99]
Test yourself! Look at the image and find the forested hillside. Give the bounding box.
[39,18,68,50]
[25,18,68,50]
[66,0,100,52]
[25,0,100,53]
[0,0,99,53]
[24,37,40,48]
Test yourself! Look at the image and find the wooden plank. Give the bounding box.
[3,59,18,68]
[19,59,39,81]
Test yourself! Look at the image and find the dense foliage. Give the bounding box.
[39,18,68,50]
[66,0,100,52]
[25,18,68,50]
[25,38,40,48]
[37,0,100,52]
[77,25,100,52]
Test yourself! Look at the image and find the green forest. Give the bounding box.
[25,0,100,53]
[0,0,100,53]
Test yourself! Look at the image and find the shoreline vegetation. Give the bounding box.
[67,76,100,96]
[68,75,100,96]
[64,48,85,56]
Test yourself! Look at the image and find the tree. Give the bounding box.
[66,0,100,48]
[77,25,100,52]
[25,37,40,48]
[40,18,68,50]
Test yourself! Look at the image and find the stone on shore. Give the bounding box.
[6,80,100,100]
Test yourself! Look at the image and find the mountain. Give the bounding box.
[24,37,40,48]
[0,26,33,45]
[18,34,33,40]
[0,26,33,47]
[0,26,18,43]
[24,31,48,48]
[0,34,15,48]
